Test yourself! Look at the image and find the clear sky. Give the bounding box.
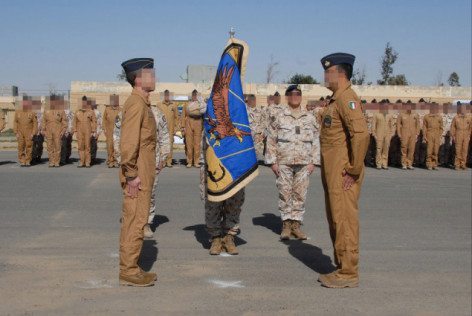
[0,0,471,93]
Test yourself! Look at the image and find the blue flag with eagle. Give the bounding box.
[204,38,259,202]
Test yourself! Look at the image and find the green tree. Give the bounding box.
[447,72,460,86]
[377,42,408,85]
[286,73,318,84]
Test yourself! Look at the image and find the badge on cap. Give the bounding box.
[348,101,357,110]
[324,60,331,67]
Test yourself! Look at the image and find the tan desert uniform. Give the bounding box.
[450,113,472,169]
[73,109,97,167]
[320,83,369,280]
[183,99,205,166]
[266,106,317,222]
[396,111,420,168]
[422,113,443,169]
[103,105,121,167]
[119,91,157,277]
[157,100,177,166]
[13,110,38,165]
[0,111,5,132]
[42,110,67,166]
[372,112,394,168]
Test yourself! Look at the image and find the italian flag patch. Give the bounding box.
[348,101,357,110]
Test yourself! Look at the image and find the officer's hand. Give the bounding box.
[423,138,427,144]
[271,164,280,177]
[92,132,96,138]
[156,162,164,174]
[342,170,358,191]
[307,164,315,175]
[126,176,141,198]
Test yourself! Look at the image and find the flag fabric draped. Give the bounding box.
[204,38,258,202]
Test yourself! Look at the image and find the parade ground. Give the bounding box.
[0,151,470,316]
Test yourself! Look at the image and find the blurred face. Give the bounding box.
[405,104,412,112]
[164,92,170,102]
[430,105,438,114]
[458,105,465,114]
[247,97,256,107]
[324,66,344,91]
[22,100,32,111]
[136,68,156,92]
[274,95,281,104]
[192,93,197,101]
[267,96,274,105]
[286,91,302,108]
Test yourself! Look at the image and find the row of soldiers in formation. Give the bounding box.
[0,89,206,169]
[2,91,470,172]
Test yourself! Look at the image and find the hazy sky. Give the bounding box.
[1,0,471,94]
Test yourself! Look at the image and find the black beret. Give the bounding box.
[274,91,280,97]
[192,89,198,94]
[121,58,154,75]
[82,95,87,101]
[285,85,302,96]
[321,52,355,70]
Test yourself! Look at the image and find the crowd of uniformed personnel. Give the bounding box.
[1,53,471,289]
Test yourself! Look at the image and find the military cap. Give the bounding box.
[121,58,154,75]
[274,91,280,97]
[285,84,302,96]
[320,52,355,70]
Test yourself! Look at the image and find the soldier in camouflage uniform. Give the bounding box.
[439,105,454,167]
[245,94,264,160]
[90,100,102,164]
[265,85,317,241]
[32,103,44,164]
[113,111,122,164]
[144,104,171,238]
[0,110,6,133]
[197,100,245,256]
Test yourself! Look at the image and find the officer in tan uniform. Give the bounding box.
[13,96,38,167]
[372,105,394,169]
[157,90,177,167]
[103,94,121,168]
[42,95,68,167]
[397,103,420,170]
[118,58,157,287]
[182,89,205,168]
[422,104,443,170]
[73,96,97,168]
[317,53,369,288]
[266,85,317,241]
[450,104,472,170]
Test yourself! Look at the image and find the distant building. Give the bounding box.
[0,86,18,97]
[181,65,217,84]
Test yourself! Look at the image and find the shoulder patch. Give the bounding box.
[348,101,358,110]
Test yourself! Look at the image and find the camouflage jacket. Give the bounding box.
[265,106,317,165]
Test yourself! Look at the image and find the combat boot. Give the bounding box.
[139,268,157,281]
[222,234,238,255]
[209,236,222,255]
[119,272,155,287]
[143,224,153,238]
[291,220,307,240]
[186,163,192,168]
[280,220,292,240]
[319,272,358,289]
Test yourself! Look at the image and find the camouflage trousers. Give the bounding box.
[276,164,310,222]
[205,188,245,237]
[313,134,320,165]
[113,136,121,164]
[254,140,264,161]
[149,174,159,224]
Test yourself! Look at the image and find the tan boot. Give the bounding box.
[222,234,239,255]
[209,236,223,255]
[319,272,358,289]
[143,224,153,239]
[291,220,307,240]
[139,269,157,281]
[119,272,155,287]
[280,220,292,240]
